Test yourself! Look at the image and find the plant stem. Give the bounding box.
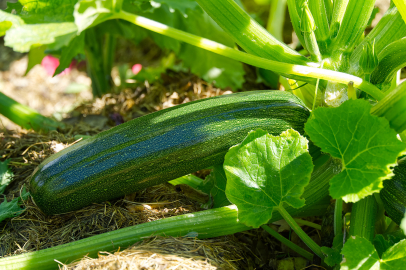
[374,193,387,235]
[102,33,117,87]
[334,198,343,236]
[196,0,307,64]
[277,205,324,259]
[294,218,322,230]
[0,92,62,133]
[370,81,406,133]
[266,0,287,42]
[349,195,378,242]
[117,11,383,101]
[84,28,111,97]
[261,224,314,262]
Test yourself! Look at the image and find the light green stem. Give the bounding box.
[294,218,322,230]
[117,11,383,100]
[278,205,324,259]
[261,224,314,261]
[267,0,287,42]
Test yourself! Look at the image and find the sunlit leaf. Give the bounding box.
[305,99,406,202]
[224,129,313,228]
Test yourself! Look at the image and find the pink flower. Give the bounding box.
[41,55,75,76]
[131,64,142,75]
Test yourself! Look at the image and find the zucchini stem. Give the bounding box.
[334,198,343,236]
[349,195,378,242]
[277,205,324,259]
[116,11,383,101]
[261,224,314,262]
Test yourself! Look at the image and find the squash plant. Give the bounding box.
[2,0,406,269]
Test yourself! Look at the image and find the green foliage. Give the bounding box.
[224,129,313,228]
[341,236,406,269]
[305,99,406,202]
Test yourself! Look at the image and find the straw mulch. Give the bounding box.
[59,236,252,270]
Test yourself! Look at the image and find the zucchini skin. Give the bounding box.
[381,161,406,224]
[30,91,310,215]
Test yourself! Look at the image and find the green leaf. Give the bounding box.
[224,129,314,228]
[305,99,406,202]
[321,232,344,267]
[0,159,13,195]
[25,45,46,75]
[0,187,29,223]
[341,236,380,270]
[0,10,24,37]
[342,236,406,269]
[54,32,85,75]
[374,234,393,258]
[205,165,230,209]
[74,0,120,33]
[11,0,77,23]
[4,22,78,52]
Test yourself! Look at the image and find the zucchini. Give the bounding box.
[381,159,406,224]
[30,91,310,215]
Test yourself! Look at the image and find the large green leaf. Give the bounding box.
[305,99,406,202]
[341,236,406,270]
[224,129,314,228]
[4,22,78,52]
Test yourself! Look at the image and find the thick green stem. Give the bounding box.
[278,205,324,259]
[287,0,306,48]
[308,0,330,54]
[329,0,375,61]
[349,195,378,242]
[334,198,343,236]
[261,224,314,261]
[374,193,387,235]
[0,92,62,133]
[85,28,111,97]
[371,81,406,133]
[196,0,308,65]
[267,0,287,42]
[102,33,117,87]
[117,11,383,100]
[329,0,350,39]
[294,218,322,230]
[304,31,322,62]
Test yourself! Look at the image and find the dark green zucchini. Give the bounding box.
[30,91,310,215]
[381,159,406,224]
